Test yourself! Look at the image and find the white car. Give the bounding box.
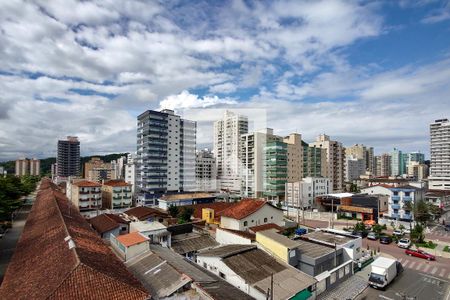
[397,238,411,249]
[393,230,403,236]
[403,228,411,234]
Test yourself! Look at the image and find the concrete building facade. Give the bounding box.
[214,111,248,192]
[136,109,196,206]
[345,144,375,174]
[429,118,450,190]
[345,155,365,182]
[15,158,40,176]
[195,149,217,192]
[102,180,133,210]
[285,177,331,211]
[309,134,345,192]
[57,136,80,178]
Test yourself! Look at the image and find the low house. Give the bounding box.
[111,231,149,261]
[124,206,168,222]
[130,220,171,247]
[425,190,450,209]
[171,232,218,259]
[89,214,121,239]
[104,213,131,234]
[196,244,317,300]
[220,199,283,231]
[102,180,133,210]
[158,193,215,211]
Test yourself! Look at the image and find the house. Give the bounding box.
[89,213,121,239]
[361,185,424,221]
[124,206,168,222]
[196,244,317,300]
[69,180,102,215]
[0,179,149,300]
[215,227,256,245]
[220,198,283,231]
[111,231,150,261]
[158,193,215,211]
[130,220,171,247]
[104,213,131,234]
[102,180,133,210]
[171,232,218,259]
[425,190,450,209]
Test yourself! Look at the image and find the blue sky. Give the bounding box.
[0,0,450,160]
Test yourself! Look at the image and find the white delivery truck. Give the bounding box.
[368,257,402,290]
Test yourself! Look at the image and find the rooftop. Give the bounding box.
[89,214,121,234]
[160,192,214,201]
[171,233,218,255]
[217,227,256,240]
[0,179,148,300]
[72,180,101,187]
[126,251,191,299]
[124,206,168,220]
[189,202,236,219]
[198,244,257,258]
[293,239,335,258]
[221,198,278,220]
[116,232,149,247]
[324,192,354,198]
[103,180,132,187]
[249,223,284,233]
[256,229,300,249]
[303,230,357,246]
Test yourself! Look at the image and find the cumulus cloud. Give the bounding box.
[159,91,237,110]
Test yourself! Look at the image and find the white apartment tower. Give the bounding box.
[214,111,248,192]
[136,109,196,205]
[195,149,217,192]
[309,134,345,192]
[345,155,365,182]
[429,118,450,190]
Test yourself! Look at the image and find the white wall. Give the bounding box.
[126,241,149,261]
[216,228,253,245]
[220,204,283,231]
[167,114,181,191]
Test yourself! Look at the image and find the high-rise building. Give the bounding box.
[136,109,196,205]
[345,144,375,174]
[241,128,281,197]
[214,111,248,192]
[283,133,303,182]
[309,134,345,192]
[390,148,404,176]
[195,149,217,192]
[264,141,287,200]
[407,161,429,181]
[285,177,331,212]
[345,155,365,182]
[302,141,326,178]
[111,156,127,179]
[84,157,115,182]
[429,118,450,190]
[125,153,136,195]
[375,153,392,177]
[15,158,40,176]
[57,136,80,178]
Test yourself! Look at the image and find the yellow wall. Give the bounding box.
[202,208,219,224]
[255,232,289,263]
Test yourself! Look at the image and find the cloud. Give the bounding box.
[159,90,237,110]
[421,0,450,23]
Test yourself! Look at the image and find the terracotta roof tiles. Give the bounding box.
[116,232,149,247]
[89,214,121,234]
[103,180,132,187]
[73,180,101,187]
[221,199,275,220]
[249,223,284,233]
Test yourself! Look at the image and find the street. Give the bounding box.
[356,268,450,300]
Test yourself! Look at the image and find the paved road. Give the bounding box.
[0,205,32,280]
[356,268,450,300]
[363,239,450,280]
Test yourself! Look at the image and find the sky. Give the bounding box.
[1,0,450,161]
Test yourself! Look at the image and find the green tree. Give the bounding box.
[354,222,367,233]
[414,200,431,225]
[168,205,179,218]
[372,224,384,237]
[410,223,425,243]
[179,207,194,223]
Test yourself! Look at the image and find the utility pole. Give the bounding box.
[270,273,274,300]
[331,197,334,229]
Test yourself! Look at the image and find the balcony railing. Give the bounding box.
[391,204,400,210]
[403,196,412,201]
[391,195,400,201]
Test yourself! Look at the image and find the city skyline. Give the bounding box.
[1,1,450,160]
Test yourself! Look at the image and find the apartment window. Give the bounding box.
[219,272,226,279]
[244,221,248,226]
[393,191,398,196]
[264,217,268,223]
[405,192,410,196]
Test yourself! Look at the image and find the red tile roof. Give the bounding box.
[125,206,168,220]
[89,214,121,234]
[116,232,149,247]
[104,180,132,187]
[221,199,274,220]
[105,213,130,224]
[249,223,284,233]
[0,178,149,300]
[188,202,236,219]
[73,180,101,187]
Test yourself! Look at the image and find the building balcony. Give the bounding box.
[403,196,412,201]
[402,214,412,220]
[391,204,400,210]
[391,213,399,219]
[391,195,400,201]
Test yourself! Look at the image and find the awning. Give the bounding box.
[290,289,312,300]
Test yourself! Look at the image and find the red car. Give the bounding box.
[405,249,436,261]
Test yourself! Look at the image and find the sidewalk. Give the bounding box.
[434,240,450,258]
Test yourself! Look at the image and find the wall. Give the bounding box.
[216,228,253,245]
[255,232,290,263]
[125,241,149,261]
[103,227,121,240]
[220,204,283,231]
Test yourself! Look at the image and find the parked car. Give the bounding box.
[352,231,368,238]
[392,230,403,236]
[403,228,411,234]
[367,232,378,240]
[444,225,450,232]
[397,238,411,249]
[380,236,392,244]
[405,249,436,261]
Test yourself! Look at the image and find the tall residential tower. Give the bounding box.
[57,136,80,178]
[429,118,450,190]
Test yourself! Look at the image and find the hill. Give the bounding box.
[0,153,129,176]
